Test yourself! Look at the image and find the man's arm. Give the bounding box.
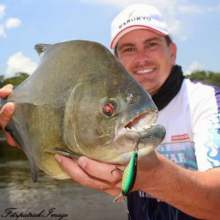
[0,84,17,146]
[56,152,220,220]
[137,152,220,220]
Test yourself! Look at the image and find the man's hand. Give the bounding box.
[55,151,159,197]
[55,155,124,196]
[0,84,17,146]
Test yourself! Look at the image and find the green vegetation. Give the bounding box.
[185,70,220,87]
[1,70,220,88]
[0,72,29,88]
[0,70,219,135]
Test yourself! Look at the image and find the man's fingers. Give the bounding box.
[77,156,124,184]
[55,154,87,180]
[0,101,18,147]
[55,155,122,194]
[0,103,15,128]
[0,84,13,98]
[5,132,17,147]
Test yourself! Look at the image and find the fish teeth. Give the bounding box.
[144,125,151,129]
[131,127,136,131]
[125,124,153,132]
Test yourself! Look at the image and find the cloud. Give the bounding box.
[179,4,220,14]
[6,52,37,78]
[184,61,204,75]
[5,18,21,29]
[0,24,6,37]
[178,5,203,13]
[180,35,188,41]
[80,0,188,40]
[0,4,6,19]
[207,7,215,12]
[208,4,220,12]
[80,0,176,11]
[168,20,181,34]
[0,5,21,38]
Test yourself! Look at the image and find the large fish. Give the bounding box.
[2,40,165,182]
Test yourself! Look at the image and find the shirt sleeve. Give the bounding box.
[191,83,220,171]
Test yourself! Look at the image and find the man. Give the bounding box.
[1,4,220,220]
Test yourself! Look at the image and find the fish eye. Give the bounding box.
[103,103,114,116]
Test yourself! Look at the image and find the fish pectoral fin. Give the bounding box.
[44,148,80,159]
[5,120,39,183]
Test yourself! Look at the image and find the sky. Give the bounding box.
[0,0,220,78]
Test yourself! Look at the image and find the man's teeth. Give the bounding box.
[126,124,152,132]
[136,69,154,74]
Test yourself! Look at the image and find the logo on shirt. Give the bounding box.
[171,133,189,141]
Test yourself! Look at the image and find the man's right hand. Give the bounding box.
[0,84,17,147]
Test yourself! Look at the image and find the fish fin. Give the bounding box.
[5,120,39,183]
[113,193,126,203]
[44,148,80,159]
[34,44,51,57]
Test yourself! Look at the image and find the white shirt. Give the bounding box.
[157,78,220,171]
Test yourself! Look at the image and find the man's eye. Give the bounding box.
[147,43,157,48]
[123,48,134,52]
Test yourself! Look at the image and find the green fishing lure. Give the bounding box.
[113,150,138,203]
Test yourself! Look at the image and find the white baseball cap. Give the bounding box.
[110,4,172,49]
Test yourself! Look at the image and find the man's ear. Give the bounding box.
[169,42,177,65]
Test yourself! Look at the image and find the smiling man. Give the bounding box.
[115,29,176,96]
[57,4,220,220]
[1,4,220,220]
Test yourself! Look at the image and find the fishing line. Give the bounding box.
[122,198,133,220]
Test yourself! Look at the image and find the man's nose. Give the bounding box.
[135,50,149,64]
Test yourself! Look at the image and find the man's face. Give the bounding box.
[115,29,177,96]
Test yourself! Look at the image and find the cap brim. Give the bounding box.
[110,25,169,49]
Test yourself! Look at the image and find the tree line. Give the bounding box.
[185,70,220,87]
[0,70,219,134]
[0,70,220,88]
[1,70,220,88]
[0,72,29,88]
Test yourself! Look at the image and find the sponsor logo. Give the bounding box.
[171,133,189,141]
[118,16,151,29]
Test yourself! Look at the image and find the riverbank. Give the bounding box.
[0,133,6,142]
[0,140,127,220]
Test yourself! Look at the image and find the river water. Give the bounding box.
[0,140,127,220]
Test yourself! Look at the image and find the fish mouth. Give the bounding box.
[124,109,158,132]
[115,107,165,150]
[116,108,158,138]
[110,108,165,164]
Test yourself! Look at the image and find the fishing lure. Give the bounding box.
[113,146,138,203]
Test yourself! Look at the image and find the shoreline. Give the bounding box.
[0,133,6,142]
